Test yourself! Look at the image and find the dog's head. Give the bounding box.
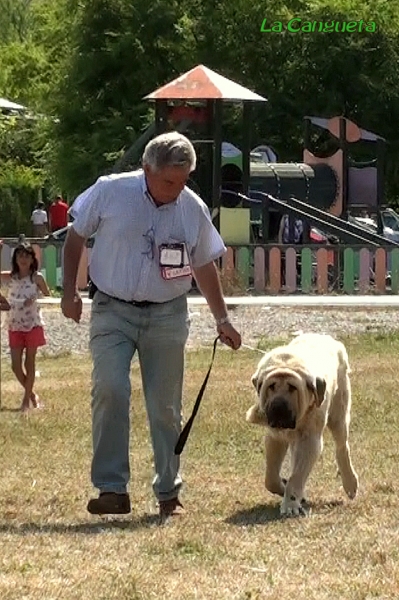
[247,364,326,430]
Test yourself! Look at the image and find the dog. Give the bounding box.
[246,333,359,516]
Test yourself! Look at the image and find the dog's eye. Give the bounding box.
[269,383,275,391]
[288,384,296,393]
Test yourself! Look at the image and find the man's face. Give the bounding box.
[144,165,191,204]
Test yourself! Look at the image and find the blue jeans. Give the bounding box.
[89,291,190,501]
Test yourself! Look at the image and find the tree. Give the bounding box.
[190,0,399,198]
[0,114,49,236]
[0,0,76,234]
[3,0,399,206]
[52,0,198,195]
[0,0,34,44]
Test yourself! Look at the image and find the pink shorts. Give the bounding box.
[8,326,46,349]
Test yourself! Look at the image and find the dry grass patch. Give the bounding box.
[1,333,399,599]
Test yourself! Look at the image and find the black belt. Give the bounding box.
[91,281,165,307]
[93,284,158,307]
[108,295,157,307]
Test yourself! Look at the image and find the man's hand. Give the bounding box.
[61,292,83,323]
[217,321,241,350]
[61,227,86,323]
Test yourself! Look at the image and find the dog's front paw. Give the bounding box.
[340,468,359,500]
[280,493,308,517]
[246,404,267,425]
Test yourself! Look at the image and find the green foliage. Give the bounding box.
[0,0,72,234]
[186,0,399,201]
[2,0,399,207]
[52,0,199,193]
[0,0,34,44]
[0,162,43,236]
[0,116,47,236]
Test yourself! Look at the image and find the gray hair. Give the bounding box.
[142,132,196,172]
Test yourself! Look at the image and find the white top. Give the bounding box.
[7,274,44,332]
[31,209,48,225]
[70,170,226,302]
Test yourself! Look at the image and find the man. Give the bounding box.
[49,195,69,232]
[61,132,241,522]
[31,201,48,237]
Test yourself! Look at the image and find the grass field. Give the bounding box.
[1,332,399,599]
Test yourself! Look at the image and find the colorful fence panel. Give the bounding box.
[300,248,313,293]
[391,249,399,294]
[1,240,399,295]
[253,247,265,291]
[316,248,329,294]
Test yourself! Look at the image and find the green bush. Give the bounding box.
[0,162,43,236]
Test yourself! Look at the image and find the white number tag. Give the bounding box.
[159,244,184,267]
[159,243,192,280]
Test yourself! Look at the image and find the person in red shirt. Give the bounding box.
[49,195,69,232]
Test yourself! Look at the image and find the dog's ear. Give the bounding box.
[307,377,326,406]
[251,371,264,394]
[251,372,258,390]
[315,377,327,405]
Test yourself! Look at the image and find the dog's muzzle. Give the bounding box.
[266,397,296,429]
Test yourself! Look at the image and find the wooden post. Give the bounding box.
[340,117,349,220]
[155,100,169,135]
[212,100,223,232]
[376,138,385,235]
[242,102,251,196]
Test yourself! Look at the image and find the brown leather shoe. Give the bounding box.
[159,497,184,523]
[87,492,131,515]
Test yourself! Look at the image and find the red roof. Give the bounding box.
[144,65,267,102]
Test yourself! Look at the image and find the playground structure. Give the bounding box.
[115,65,397,249]
[143,65,399,290]
[2,65,399,294]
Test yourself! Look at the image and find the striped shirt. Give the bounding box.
[70,170,226,302]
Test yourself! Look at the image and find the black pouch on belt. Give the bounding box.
[88,279,98,299]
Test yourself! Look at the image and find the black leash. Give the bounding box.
[174,336,220,455]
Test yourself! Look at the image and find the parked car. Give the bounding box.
[349,210,399,243]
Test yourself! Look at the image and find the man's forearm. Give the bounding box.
[192,261,229,323]
[62,228,86,297]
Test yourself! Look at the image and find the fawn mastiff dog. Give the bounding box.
[246,333,359,516]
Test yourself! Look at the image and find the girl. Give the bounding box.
[1,243,51,412]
